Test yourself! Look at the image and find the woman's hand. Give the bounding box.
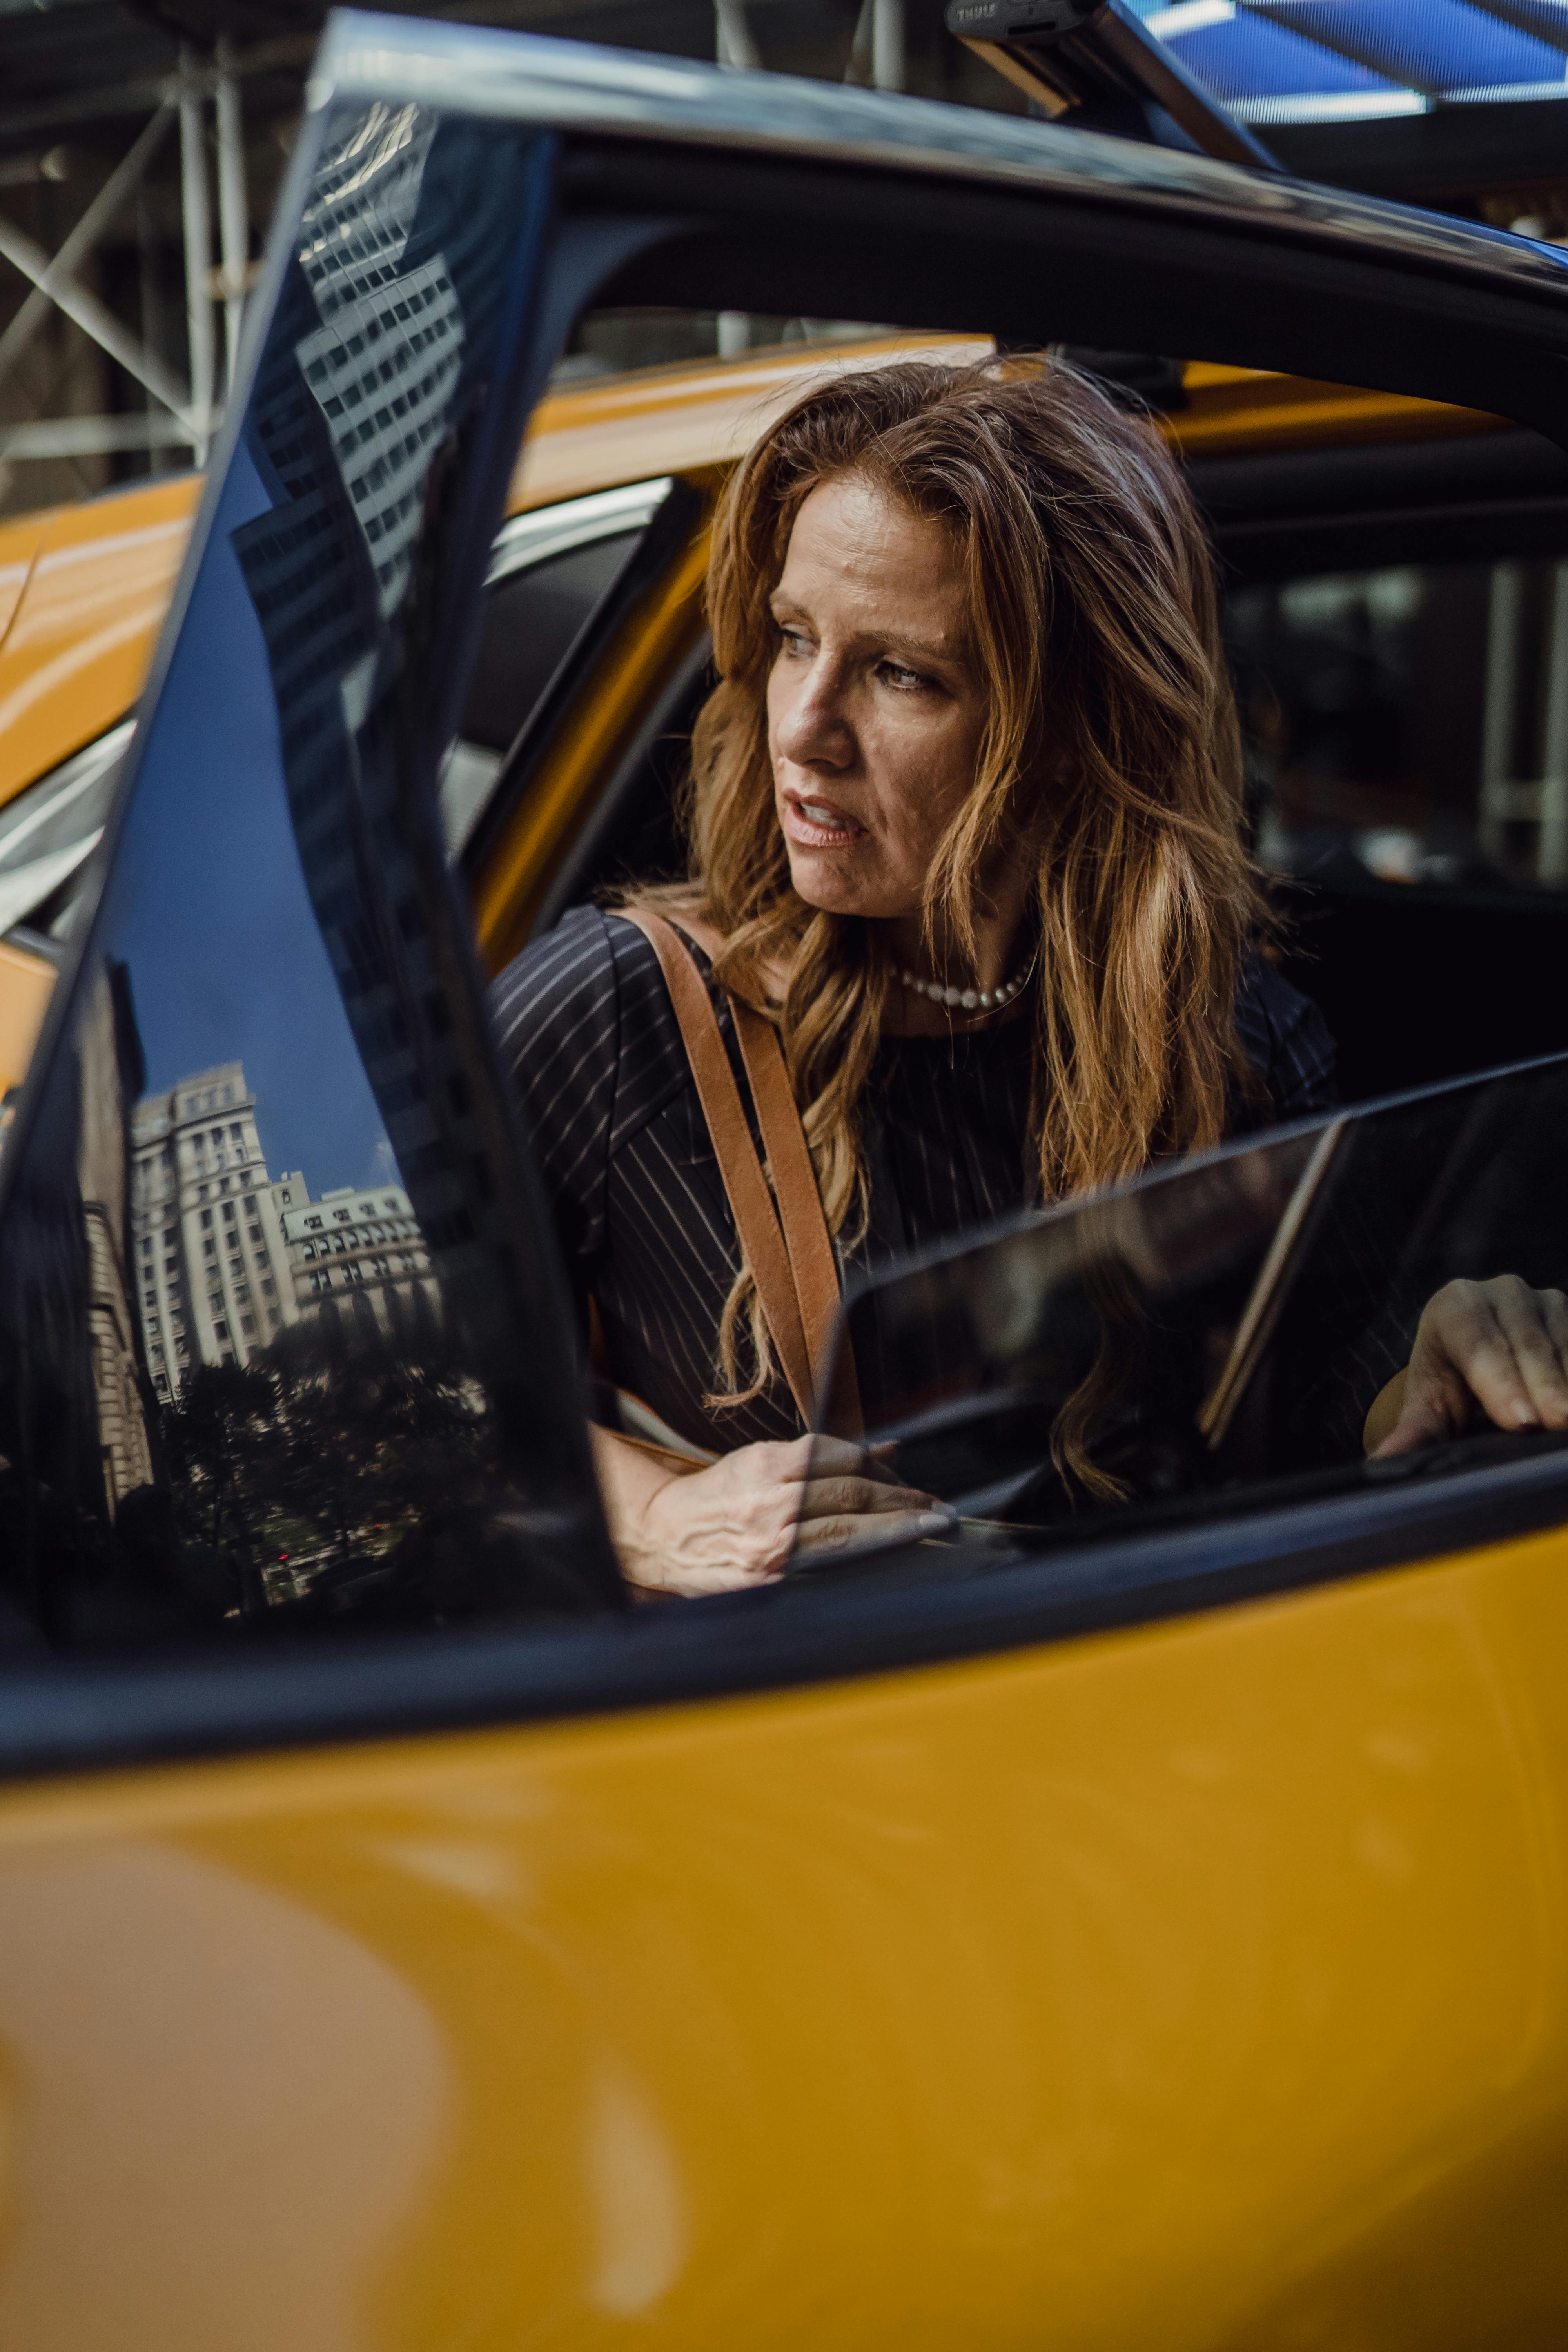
[599,1430,955,1599]
[1373,1275,1568,1458]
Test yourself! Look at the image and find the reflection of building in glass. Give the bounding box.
[232,102,463,835]
[131,1062,299,1389]
[131,1059,436,1390]
[294,105,460,623]
[78,960,154,1508]
[281,1180,436,1330]
[231,108,530,1318]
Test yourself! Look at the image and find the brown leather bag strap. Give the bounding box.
[728,997,863,1437]
[646,911,862,1436]
[617,909,817,1425]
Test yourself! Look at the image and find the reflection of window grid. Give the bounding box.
[297,258,464,618]
[292,104,456,622]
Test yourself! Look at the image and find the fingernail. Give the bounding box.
[918,1510,956,1535]
[1515,1402,1541,1426]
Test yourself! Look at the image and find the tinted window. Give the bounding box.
[825,1053,1568,1565]
[0,98,617,1652]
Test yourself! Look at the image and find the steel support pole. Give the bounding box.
[713,0,755,354]
[1539,562,1568,882]
[178,48,216,465]
[873,0,905,92]
[1479,562,1523,866]
[714,0,760,69]
[214,38,247,392]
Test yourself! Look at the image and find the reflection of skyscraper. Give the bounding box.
[230,107,537,1342]
[232,102,471,826]
[294,104,462,624]
[131,1059,438,1388]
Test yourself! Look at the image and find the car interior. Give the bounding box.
[447,317,1568,1118]
[7,346,1565,1126]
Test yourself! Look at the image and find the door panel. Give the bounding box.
[0,1523,1566,2348]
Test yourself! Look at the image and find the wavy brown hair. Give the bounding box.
[635,354,1264,1416]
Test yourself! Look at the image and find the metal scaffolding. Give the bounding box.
[0,44,252,474]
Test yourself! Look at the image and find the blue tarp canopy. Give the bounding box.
[1127,0,1568,123]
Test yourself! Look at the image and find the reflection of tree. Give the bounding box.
[161,1361,281,1619]
[153,1304,595,1626]
[265,1307,490,1589]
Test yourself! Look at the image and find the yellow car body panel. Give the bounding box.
[1168,361,1507,456]
[0,481,196,808]
[504,332,996,510]
[0,512,47,656]
[1,1518,1566,2348]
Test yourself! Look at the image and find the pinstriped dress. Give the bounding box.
[492,905,1336,1457]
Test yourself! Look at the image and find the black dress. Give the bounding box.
[492,905,1337,1454]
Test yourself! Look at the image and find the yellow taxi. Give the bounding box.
[3,15,1568,2347]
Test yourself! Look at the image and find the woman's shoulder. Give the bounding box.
[491,903,695,1136]
[491,902,673,1029]
[1235,952,1338,1122]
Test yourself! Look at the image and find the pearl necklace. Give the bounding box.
[897,953,1035,1016]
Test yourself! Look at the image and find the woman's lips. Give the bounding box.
[781,790,865,850]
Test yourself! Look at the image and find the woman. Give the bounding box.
[494,356,1564,1595]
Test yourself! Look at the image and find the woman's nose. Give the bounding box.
[775,659,855,771]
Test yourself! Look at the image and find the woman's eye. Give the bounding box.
[880,659,929,692]
[779,626,813,657]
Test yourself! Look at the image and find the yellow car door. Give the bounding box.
[4,17,1568,2348]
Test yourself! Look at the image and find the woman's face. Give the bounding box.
[766,471,990,922]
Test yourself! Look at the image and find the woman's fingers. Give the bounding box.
[794,1474,945,1521]
[793,1506,957,1557]
[1434,1282,1537,1429]
[621,1434,956,1596]
[792,1435,873,1483]
[1492,1280,1568,1428]
[1428,1276,1567,1433]
[1374,1381,1463,1457]
[1376,1276,1568,1457]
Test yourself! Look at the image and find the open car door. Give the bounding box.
[3,16,1568,2345]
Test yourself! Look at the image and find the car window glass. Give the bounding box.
[462,533,639,757]
[822,1051,1568,1573]
[0,97,618,1655]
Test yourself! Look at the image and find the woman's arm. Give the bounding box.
[591,1425,955,1597]
[1367,1275,1568,1457]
